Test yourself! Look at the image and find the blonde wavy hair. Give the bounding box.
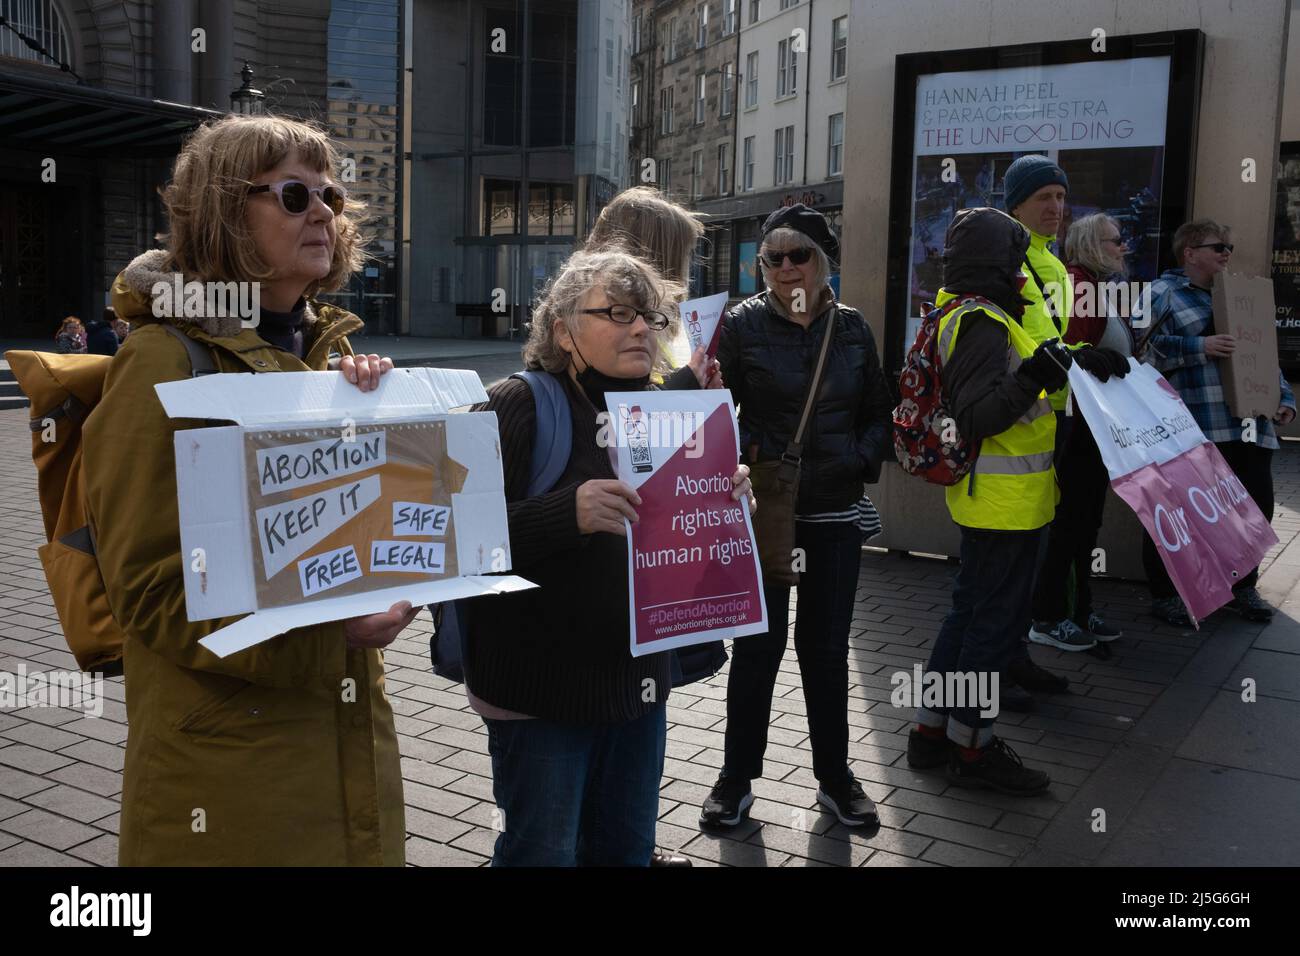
[523,248,686,374]
[1064,213,1123,278]
[159,114,367,296]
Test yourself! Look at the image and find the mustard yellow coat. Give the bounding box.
[84,251,405,866]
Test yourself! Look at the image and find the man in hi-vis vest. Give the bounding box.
[906,207,1069,795]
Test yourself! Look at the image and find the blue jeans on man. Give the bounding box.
[484,703,666,866]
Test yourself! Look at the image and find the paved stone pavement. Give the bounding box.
[2,365,1300,866]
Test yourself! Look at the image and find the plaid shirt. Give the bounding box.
[1133,268,1294,449]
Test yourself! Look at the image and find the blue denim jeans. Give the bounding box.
[484,703,666,866]
[918,526,1041,748]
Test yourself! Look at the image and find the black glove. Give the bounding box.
[1072,346,1131,382]
[1017,338,1072,393]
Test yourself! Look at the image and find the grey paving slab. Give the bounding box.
[1098,758,1300,866]
[1176,691,1300,779]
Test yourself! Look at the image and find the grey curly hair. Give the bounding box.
[523,248,686,374]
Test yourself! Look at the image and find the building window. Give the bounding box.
[632,13,641,53]
[697,3,708,48]
[691,149,704,199]
[696,72,706,124]
[660,157,672,193]
[779,0,799,9]
[828,112,844,177]
[774,125,794,185]
[717,143,730,194]
[527,182,576,236]
[745,51,758,108]
[830,16,847,81]
[743,136,754,191]
[606,37,614,78]
[749,0,760,24]
[483,178,520,235]
[724,0,738,35]
[777,38,797,97]
[720,63,735,117]
[660,86,674,133]
[667,16,678,61]
[0,0,73,68]
[632,80,641,123]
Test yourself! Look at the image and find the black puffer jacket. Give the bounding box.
[718,290,893,514]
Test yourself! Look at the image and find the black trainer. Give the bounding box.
[1008,654,1069,693]
[816,775,878,827]
[907,729,952,769]
[946,737,1050,795]
[1228,586,1274,622]
[999,680,1037,713]
[699,774,754,829]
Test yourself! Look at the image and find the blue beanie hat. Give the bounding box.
[1003,154,1069,214]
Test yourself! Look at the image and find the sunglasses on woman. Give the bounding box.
[761,247,814,267]
[579,303,671,330]
[1191,241,1233,254]
[247,179,348,216]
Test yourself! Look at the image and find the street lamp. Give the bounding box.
[230,62,265,115]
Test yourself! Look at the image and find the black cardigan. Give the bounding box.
[463,370,682,724]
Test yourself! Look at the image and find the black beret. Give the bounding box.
[760,203,839,262]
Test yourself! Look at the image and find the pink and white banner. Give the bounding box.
[1068,360,1278,625]
[604,390,768,657]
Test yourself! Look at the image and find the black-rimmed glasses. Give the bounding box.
[579,304,671,330]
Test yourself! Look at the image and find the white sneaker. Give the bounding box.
[1028,618,1097,652]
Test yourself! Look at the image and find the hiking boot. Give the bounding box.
[699,774,754,829]
[999,680,1037,713]
[1151,596,1192,626]
[907,728,952,769]
[1228,587,1274,622]
[816,775,878,827]
[1080,612,1122,642]
[947,737,1051,795]
[1008,655,1069,693]
[1029,618,1097,653]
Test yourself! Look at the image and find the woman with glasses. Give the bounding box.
[1028,214,1133,656]
[700,204,894,830]
[464,248,755,866]
[1134,219,1296,625]
[82,115,409,865]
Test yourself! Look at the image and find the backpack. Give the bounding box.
[5,326,216,675]
[429,370,727,689]
[892,297,983,486]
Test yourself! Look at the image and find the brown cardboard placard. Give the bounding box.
[1212,271,1281,419]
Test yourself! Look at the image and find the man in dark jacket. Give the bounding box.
[84,308,120,356]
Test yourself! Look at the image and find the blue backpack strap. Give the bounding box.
[511,370,573,497]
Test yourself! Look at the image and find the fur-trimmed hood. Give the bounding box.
[111,249,333,339]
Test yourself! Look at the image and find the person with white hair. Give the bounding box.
[701,204,893,830]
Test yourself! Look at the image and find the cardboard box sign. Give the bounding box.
[1212,272,1282,418]
[154,367,535,659]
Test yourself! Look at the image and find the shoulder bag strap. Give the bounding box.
[778,304,838,484]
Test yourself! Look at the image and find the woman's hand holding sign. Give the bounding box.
[731,463,756,516]
[344,600,419,649]
[577,479,643,535]
[337,353,395,391]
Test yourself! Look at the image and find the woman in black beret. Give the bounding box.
[700,204,894,830]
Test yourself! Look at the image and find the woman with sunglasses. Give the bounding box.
[82,115,410,865]
[1135,219,1296,625]
[701,204,894,831]
[464,248,755,866]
